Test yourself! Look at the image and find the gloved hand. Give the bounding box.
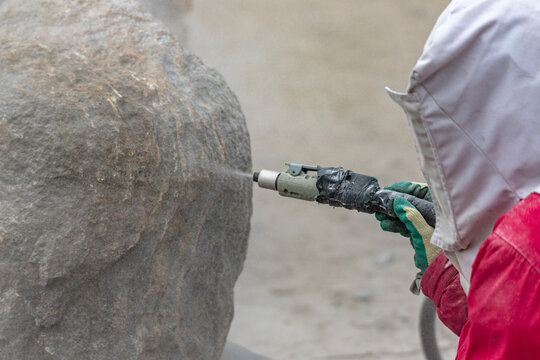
[375,181,441,273]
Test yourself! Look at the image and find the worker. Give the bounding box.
[376,0,540,358]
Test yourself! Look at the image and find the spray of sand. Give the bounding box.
[214,166,253,180]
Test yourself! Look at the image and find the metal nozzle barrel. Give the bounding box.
[253,168,318,201]
[253,169,280,190]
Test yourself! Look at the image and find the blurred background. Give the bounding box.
[140,0,456,359]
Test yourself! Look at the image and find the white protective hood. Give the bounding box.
[387,0,540,291]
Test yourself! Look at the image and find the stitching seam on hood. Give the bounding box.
[413,87,459,250]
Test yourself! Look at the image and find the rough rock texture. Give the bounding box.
[0,0,251,359]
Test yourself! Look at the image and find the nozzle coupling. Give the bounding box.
[253,169,280,190]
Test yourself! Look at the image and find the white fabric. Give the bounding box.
[387,0,540,288]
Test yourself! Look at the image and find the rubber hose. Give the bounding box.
[419,296,442,360]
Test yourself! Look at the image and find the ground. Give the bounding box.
[184,1,459,359]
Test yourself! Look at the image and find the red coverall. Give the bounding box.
[422,192,540,359]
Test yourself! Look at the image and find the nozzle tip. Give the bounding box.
[253,172,259,182]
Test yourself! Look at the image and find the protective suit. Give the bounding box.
[386,0,540,357]
[387,0,540,291]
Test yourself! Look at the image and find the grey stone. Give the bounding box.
[0,0,251,359]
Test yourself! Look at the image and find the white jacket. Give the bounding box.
[387,0,540,292]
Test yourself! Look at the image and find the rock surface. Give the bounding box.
[0,0,251,359]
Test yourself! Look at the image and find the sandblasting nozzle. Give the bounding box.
[253,163,436,226]
[253,165,319,201]
[253,169,280,190]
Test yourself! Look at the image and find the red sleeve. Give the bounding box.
[421,252,468,336]
[456,193,540,359]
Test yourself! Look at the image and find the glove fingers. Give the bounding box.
[375,212,390,222]
[393,196,430,272]
[376,212,409,235]
[379,218,409,235]
[384,181,431,201]
[410,181,432,202]
[393,197,434,241]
